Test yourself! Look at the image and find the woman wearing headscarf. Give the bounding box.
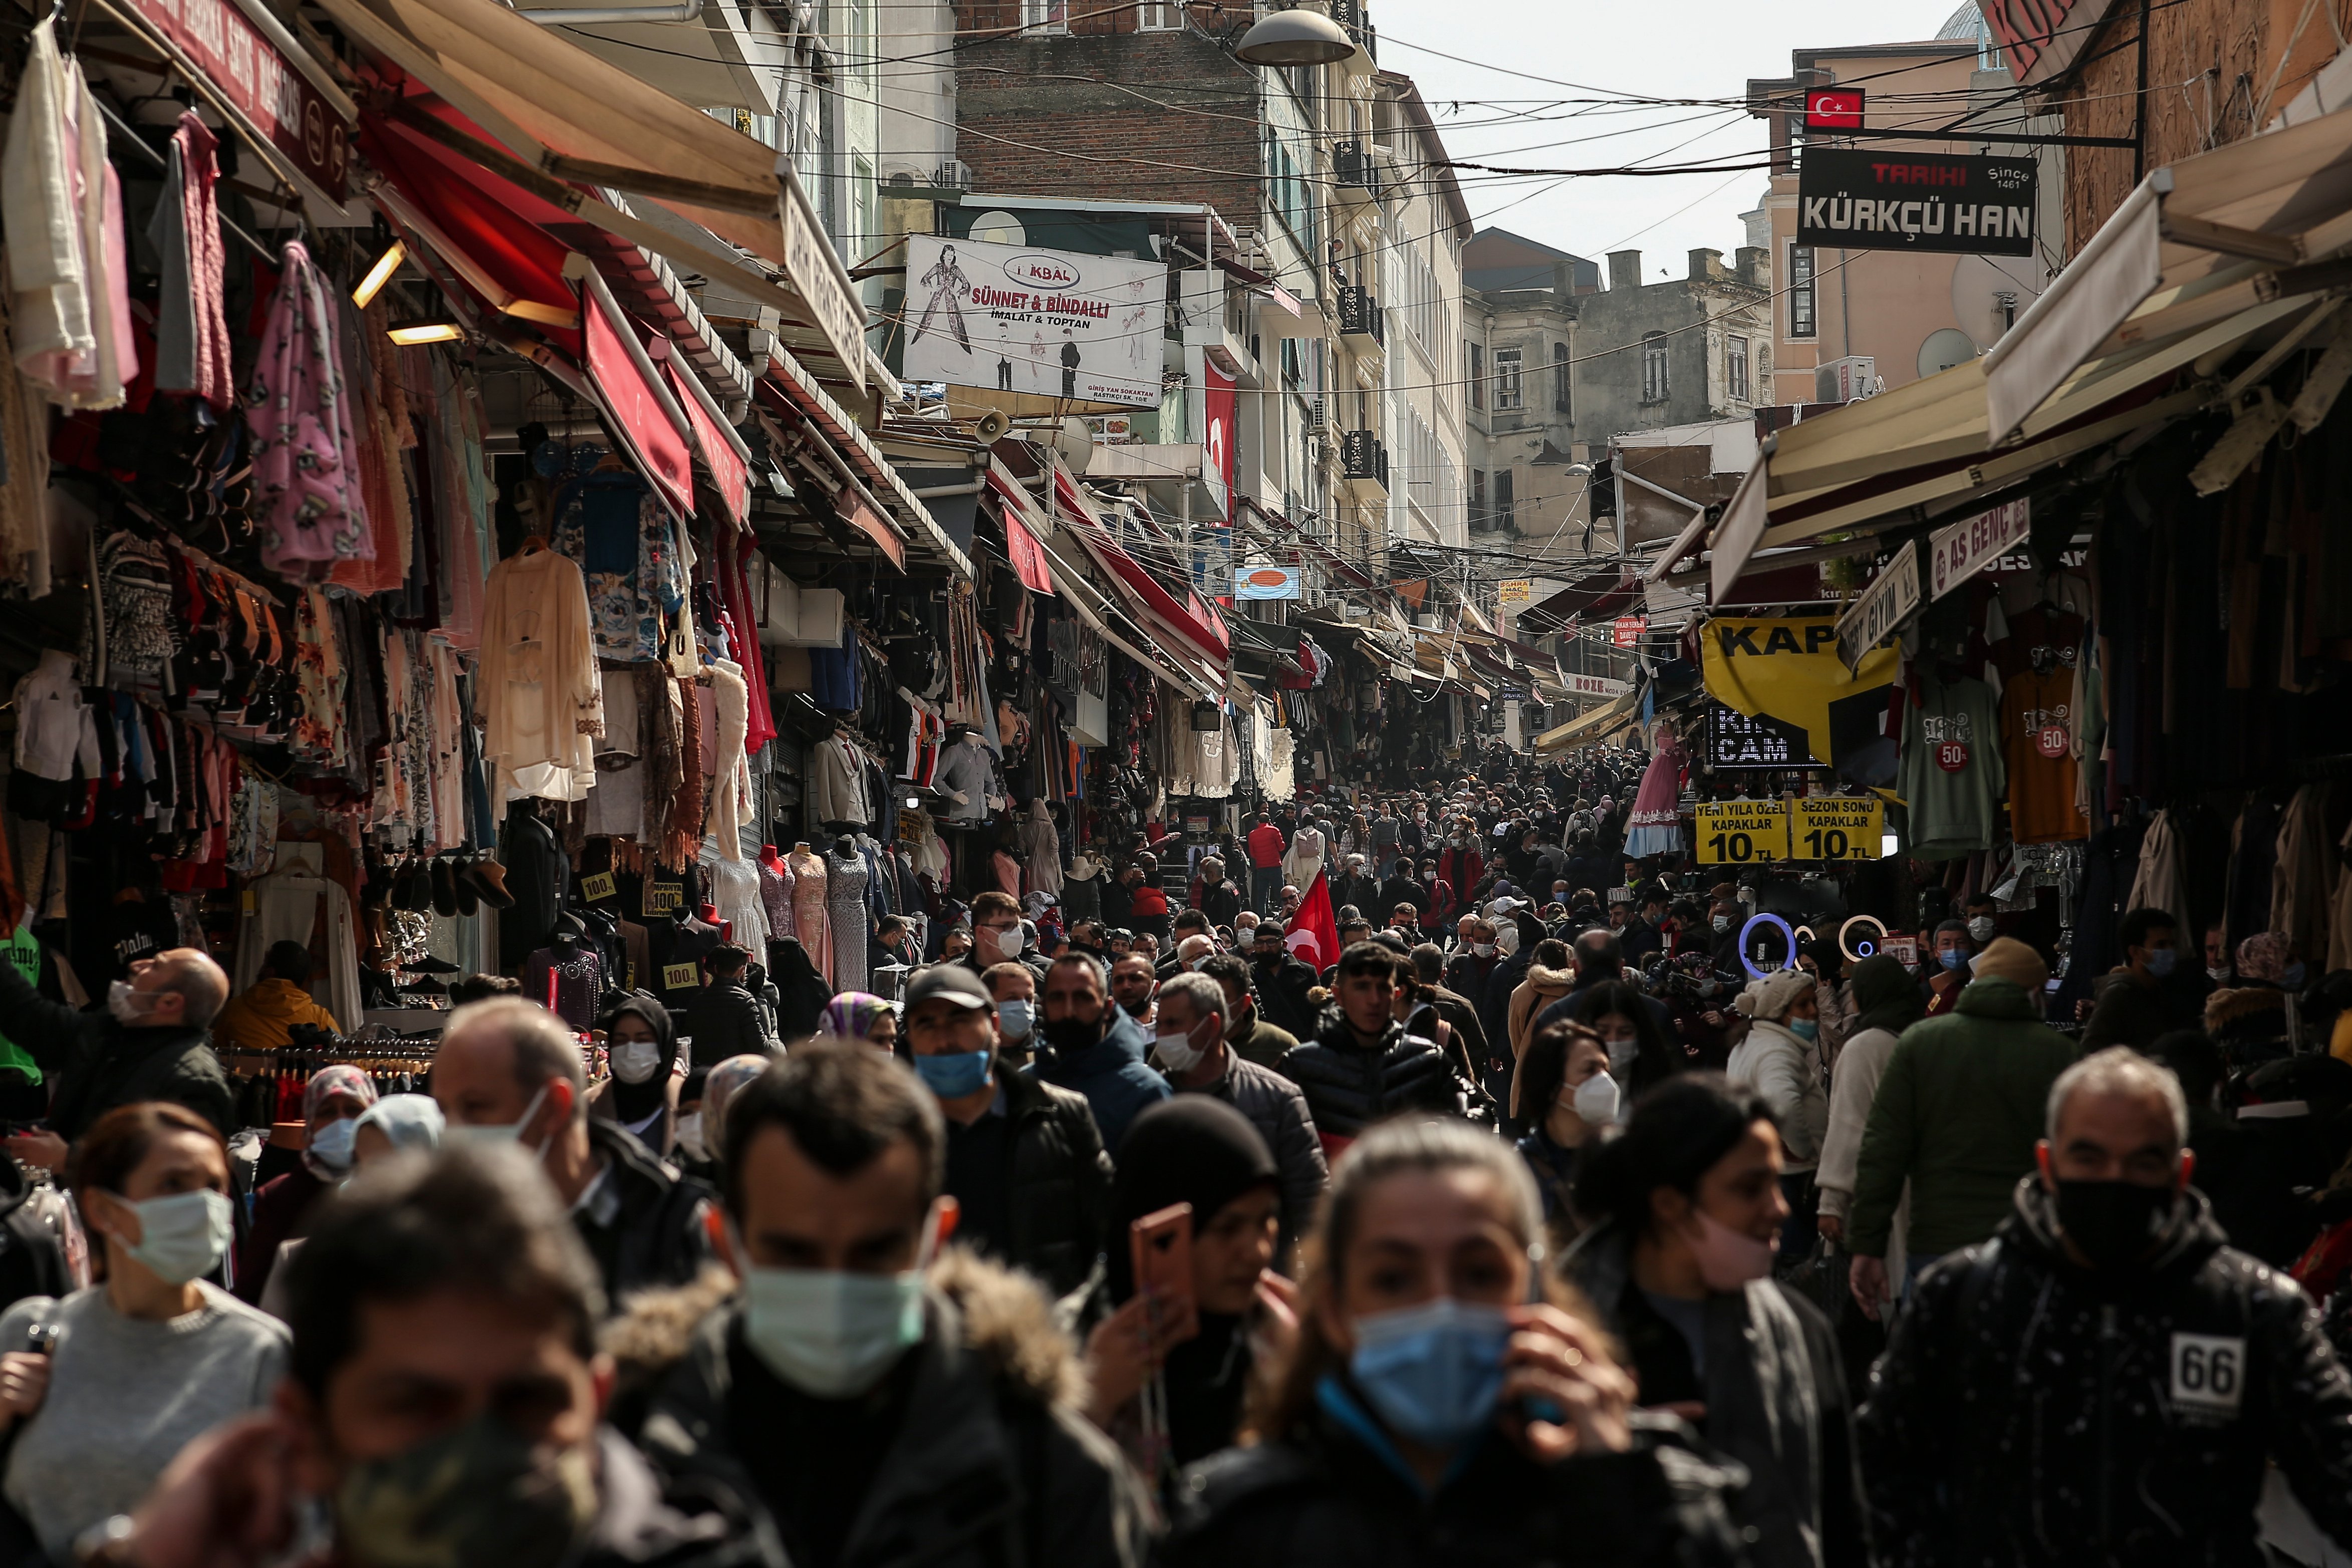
[766,936,831,1040]
[1083,1097,1291,1492]
[234,1064,375,1304]
[1811,955,1923,1320]
[696,1054,772,1173]
[2208,930,2300,1068]
[589,993,681,1157]
[257,1094,446,1321]
[1727,967,1830,1257]
[813,991,898,1052]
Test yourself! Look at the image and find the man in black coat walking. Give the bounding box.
[1276,943,1462,1153]
[683,944,782,1067]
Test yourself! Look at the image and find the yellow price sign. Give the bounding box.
[1695,800,1789,865]
[1792,798,1885,861]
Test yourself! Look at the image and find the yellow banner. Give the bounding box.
[1791,798,1885,860]
[1695,800,1790,864]
[1701,617,1899,788]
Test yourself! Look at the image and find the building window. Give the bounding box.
[1494,468,1515,531]
[1494,347,1522,410]
[1728,335,1749,401]
[1469,466,1486,528]
[1789,244,1816,340]
[1641,333,1669,403]
[1552,342,1571,414]
[1467,342,1484,410]
[1022,0,1067,31]
[1137,0,1179,26]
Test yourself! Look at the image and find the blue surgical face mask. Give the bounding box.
[107,1188,234,1285]
[1788,1017,1819,1041]
[995,998,1033,1040]
[1347,1297,1513,1450]
[2144,946,2178,979]
[1939,948,1967,971]
[912,1047,993,1099]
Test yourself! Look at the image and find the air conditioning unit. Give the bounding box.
[1815,356,1878,404]
[1306,396,1330,437]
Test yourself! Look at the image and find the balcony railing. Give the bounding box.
[1342,430,1389,498]
[1333,139,1382,203]
[1338,285,1384,349]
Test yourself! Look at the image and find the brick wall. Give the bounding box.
[954,21,1264,217]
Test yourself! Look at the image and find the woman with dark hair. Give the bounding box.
[1514,1019,1615,1243]
[589,992,681,1157]
[0,1104,287,1562]
[765,936,830,1039]
[1572,980,1686,1100]
[1566,1074,1867,1568]
[1084,1098,1289,1488]
[1167,1117,1744,1567]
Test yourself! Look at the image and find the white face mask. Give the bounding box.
[107,979,171,1025]
[444,1085,551,1154]
[1154,1017,1212,1076]
[1472,943,1496,957]
[675,1111,707,1163]
[304,1116,359,1180]
[1966,917,1997,943]
[1601,1033,1640,1079]
[1570,1071,1621,1127]
[611,1039,663,1085]
[995,998,1033,1040]
[737,1208,940,1397]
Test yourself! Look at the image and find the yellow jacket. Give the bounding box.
[213,977,341,1053]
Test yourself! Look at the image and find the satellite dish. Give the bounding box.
[965,210,1026,247]
[1918,327,1981,380]
[1950,253,2049,350]
[1052,415,1094,469]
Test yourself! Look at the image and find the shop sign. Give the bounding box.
[1566,672,1628,698]
[644,880,684,915]
[1791,798,1884,860]
[661,962,699,990]
[128,0,351,199]
[903,234,1168,409]
[1930,497,2032,600]
[1882,932,1920,965]
[1695,800,1789,864]
[1612,615,1646,647]
[1797,150,2037,257]
[1702,616,1898,789]
[1835,541,1920,670]
[1805,87,1865,129]
[1234,564,1301,600]
[1497,578,1533,606]
[1709,704,1807,769]
[1203,358,1236,522]
[778,169,869,390]
[579,871,617,901]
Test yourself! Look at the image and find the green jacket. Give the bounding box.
[1848,978,2077,1258]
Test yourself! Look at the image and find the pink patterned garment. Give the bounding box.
[246,241,373,582]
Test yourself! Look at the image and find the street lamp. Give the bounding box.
[1232,7,1355,65]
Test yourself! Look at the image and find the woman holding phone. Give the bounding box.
[1084,1098,1293,1484]
[1166,1116,1745,1566]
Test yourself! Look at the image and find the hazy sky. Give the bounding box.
[1373,0,1970,272]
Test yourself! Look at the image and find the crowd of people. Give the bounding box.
[4,750,2352,1566]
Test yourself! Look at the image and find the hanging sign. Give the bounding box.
[903,234,1167,408]
[1709,703,1808,769]
[1694,800,1790,864]
[580,872,618,901]
[1797,149,2037,257]
[1792,798,1885,860]
[1613,615,1647,648]
[1498,578,1533,606]
[125,0,352,200]
[1702,616,1899,788]
[1805,87,1866,129]
[1234,564,1302,600]
[1835,541,1921,670]
[1566,671,1628,698]
[643,881,685,915]
[1930,497,2033,600]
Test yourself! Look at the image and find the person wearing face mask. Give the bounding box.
[1922,919,1976,1018]
[1847,937,2075,1314]
[1201,954,1298,1072]
[1156,914,1213,980]
[1504,943,1577,1124]
[2205,931,2302,1069]
[1862,1049,2352,1563]
[1961,896,2000,949]
[982,962,1039,1067]
[1705,900,1746,983]
[1565,1075,1867,1568]
[1169,1118,1745,1568]
[682,945,782,1068]
[104,1145,783,1568]
[1442,918,1501,1002]
[433,998,716,1312]
[1724,969,1832,1258]
[1148,971,1325,1254]
[813,993,900,1054]
[0,1103,288,1566]
[255,1094,446,1325]
[1513,1021,1617,1245]
[589,995,683,1158]
[1570,982,1685,1102]
[1037,954,1171,1158]
[2079,908,2187,1051]
[235,1065,378,1305]
[960,891,1050,985]
[1810,957,1924,1315]
[0,948,233,1176]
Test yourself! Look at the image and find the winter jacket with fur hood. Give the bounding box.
[1859,1178,2352,1567]
[611,1251,1154,1568]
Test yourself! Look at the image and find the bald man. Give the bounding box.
[0,946,234,1162]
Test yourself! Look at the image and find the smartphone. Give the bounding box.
[1128,1202,1199,1349]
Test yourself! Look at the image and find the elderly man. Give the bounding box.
[0,944,232,1167]
[1149,971,1326,1253]
[433,996,714,1308]
[1862,1047,2352,1563]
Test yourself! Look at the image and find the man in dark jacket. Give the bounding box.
[1204,954,1299,1072]
[2080,906,2186,1051]
[104,1144,781,1568]
[904,964,1112,1303]
[0,945,233,1162]
[435,996,716,1309]
[1035,954,1170,1155]
[1333,856,1382,921]
[1155,911,1213,980]
[1150,971,1326,1253]
[623,1045,1151,1568]
[1277,943,1463,1156]
[1247,923,1322,1040]
[1532,930,1675,1041]
[1860,1046,2352,1565]
[685,944,781,1067]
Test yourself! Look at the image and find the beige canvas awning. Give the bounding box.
[1534,689,1641,753]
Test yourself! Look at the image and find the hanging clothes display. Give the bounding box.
[825,843,870,992]
[476,546,604,813]
[147,112,233,409]
[246,241,371,581]
[552,472,682,661]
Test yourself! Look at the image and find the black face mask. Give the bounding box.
[1042,1015,1104,1053]
[2054,1178,2177,1270]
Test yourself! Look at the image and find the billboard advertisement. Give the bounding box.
[903,234,1166,408]
[1796,150,2037,257]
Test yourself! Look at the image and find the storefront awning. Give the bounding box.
[1035,538,1221,700]
[984,467,1056,596]
[1052,466,1231,669]
[1533,688,1641,753]
[570,255,694,515]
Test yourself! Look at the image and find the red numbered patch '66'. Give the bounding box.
[2036,724,2069,759]
[1936,740,1970,772]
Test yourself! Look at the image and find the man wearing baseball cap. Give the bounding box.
[901,965,1111,1304]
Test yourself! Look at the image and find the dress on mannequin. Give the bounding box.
[826,838,871,992]
[758,845,795,942]
[787,842,831,984]
[699,837,769,948]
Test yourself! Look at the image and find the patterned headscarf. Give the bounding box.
[2236,931,2293,983]
[816,992,897,1042]
[305,1064,378,1125]
[701,1055,772,1160]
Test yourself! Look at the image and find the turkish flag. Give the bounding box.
[1289,871,1343,973]
[1805,88,1864,130]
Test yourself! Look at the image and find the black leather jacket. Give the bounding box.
[1274,1017,1463,1139]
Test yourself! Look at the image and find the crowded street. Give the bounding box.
[5,0,2352,1560]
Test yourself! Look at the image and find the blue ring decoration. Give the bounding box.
[1838,914,1888,964]
[1740,912,1796,977]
